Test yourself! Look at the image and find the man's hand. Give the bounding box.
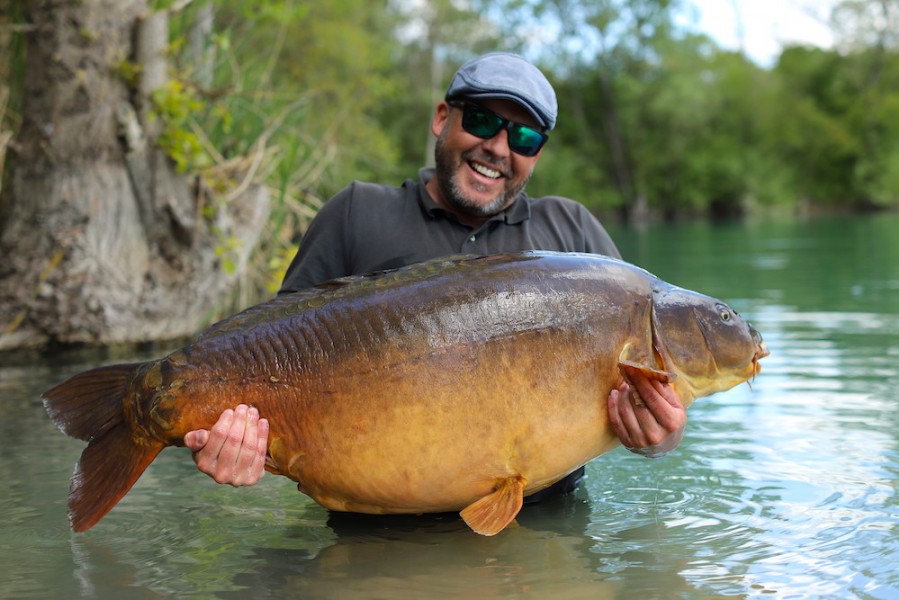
[183,404,269,486]
[607,372,686,458]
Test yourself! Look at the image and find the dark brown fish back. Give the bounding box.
[174,253,657,399]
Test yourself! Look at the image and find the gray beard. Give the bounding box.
[433,133,530,219]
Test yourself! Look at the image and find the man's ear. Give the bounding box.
[431,102,450,137]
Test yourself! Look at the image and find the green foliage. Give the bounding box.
[527,143,621,212]
[491,0,899,216]
[162,0,418,300]
[151,79,210,172]
[214,231,242,276]
[154,0,899,297]
[116,60,142,88]
[3,0,899,304]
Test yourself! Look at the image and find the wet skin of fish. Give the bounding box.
[43,251,769,535]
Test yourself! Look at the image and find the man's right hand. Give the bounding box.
[183,404,269,486]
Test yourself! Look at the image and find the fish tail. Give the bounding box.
[43,363,141,441]
[68,420,164,531]
[43,363,164,532]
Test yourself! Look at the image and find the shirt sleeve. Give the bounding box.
[576,204,622,260]
[277,185,354,293]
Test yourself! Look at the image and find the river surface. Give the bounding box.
[2,213,898,599]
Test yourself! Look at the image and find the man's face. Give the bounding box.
[430,98,543,221]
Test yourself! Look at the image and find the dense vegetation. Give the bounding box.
[2,0,898,296]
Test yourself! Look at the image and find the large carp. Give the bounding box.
[44,252,768,535]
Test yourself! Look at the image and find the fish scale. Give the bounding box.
[43,251,768,535]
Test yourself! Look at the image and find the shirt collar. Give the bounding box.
[416,167,531,226]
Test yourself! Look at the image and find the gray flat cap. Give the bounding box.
[445,52,558,130]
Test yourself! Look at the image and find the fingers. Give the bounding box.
[191,404,267,486]
[609,383,656,448]
[631,376,686,435]
[183,428,209,452]
[607,383,634,447]
[608,374,687,452]
[251,418,270,479]
[230,408,268,486]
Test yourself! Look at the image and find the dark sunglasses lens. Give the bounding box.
[509,126,547,157]
[459,103,548,156]
[462,105,504,137]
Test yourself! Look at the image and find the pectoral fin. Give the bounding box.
[460,475,526,536]
[618,361,677,406]
[618,360,676,384]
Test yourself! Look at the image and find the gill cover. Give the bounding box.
[650,285,763,397]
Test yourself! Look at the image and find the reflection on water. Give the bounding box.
[2,213,899,599]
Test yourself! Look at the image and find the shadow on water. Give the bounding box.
[227,506,609,599]
[66,484,709,600]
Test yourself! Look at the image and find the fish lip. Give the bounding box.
[751,341,769,378]
[750,326,769,358]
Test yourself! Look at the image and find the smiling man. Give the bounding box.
[430,97,542,224]
[184,53,687,502]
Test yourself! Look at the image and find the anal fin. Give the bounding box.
[460,475,526,536]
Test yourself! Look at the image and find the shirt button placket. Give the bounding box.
[461,233,476,252]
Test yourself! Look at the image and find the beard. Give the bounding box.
[433,131,531,219]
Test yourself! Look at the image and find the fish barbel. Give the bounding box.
[43,252,769,535]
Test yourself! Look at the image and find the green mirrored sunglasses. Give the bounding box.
[448,100,549,157]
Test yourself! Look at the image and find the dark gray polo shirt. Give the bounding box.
[279,168,621,293]
[277,168,621,496]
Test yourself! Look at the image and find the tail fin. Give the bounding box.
[43,363,164,532]
[69,423,164,531]
[43,363,141,441]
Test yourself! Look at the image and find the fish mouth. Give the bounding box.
[751,339,770,378]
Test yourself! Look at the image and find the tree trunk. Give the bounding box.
[0,0,269,351]
[596,63,638,219]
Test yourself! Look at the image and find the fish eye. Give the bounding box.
[717,304,733,322]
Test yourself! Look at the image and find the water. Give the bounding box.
[2,213,898,599]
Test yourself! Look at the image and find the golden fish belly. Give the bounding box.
[258,328,624,514]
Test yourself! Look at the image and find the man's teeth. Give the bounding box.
[472,162,501,179]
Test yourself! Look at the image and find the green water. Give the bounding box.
[2,213,898,599]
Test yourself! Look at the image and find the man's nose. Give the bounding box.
[480,126,511,157]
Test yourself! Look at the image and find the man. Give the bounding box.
[184,52,686,496]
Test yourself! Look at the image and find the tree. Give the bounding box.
[473,0,688,219]
[0,0,268,350]
[832,0,899,207]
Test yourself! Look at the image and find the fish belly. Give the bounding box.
[260,332,622,515]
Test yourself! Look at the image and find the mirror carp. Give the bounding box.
[44,251,768,535]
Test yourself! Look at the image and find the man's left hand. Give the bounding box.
[607,373,686,457]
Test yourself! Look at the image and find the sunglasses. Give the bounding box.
[448,100,549,157]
